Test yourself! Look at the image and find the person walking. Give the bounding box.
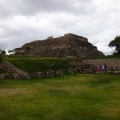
[102,64,105,73]
[99,64,102,74]
[104,63,107,73]
[95,66,99,73]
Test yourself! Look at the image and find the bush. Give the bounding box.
[0,54,3,63]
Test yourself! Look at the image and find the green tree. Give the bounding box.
[0,54,3,63]
[0,43,6,63]
[8,49,15,54]
[108,36,120,54]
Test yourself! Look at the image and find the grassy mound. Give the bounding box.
[4,57,75,74]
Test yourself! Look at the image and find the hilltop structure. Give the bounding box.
[14,33,104,58]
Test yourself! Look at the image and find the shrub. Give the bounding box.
[0,54,3,63]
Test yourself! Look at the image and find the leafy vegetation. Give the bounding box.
[0,54,3,63]
[0,74,120,120]
[108,35,120,54]
[0,43,6,63]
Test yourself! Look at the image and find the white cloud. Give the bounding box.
[0,0,120,55]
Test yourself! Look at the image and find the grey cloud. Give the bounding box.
[0,0,95,18]
[1,0,120,55]
[22,0,94,14]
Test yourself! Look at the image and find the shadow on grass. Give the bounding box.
[89,75,113,87]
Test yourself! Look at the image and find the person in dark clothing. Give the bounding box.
[99,64,102,74]
[104,63,107,72]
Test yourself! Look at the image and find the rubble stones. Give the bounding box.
[0,61,30,80]
[56,70,64,76]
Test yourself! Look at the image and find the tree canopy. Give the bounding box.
[0,43,6,54]
[108,36,120,54]
[0,43,6,63]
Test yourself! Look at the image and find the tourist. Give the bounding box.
[102,64,105,73]
[99,64,102,74]
[104,63,107,72]
[95,66,99,73]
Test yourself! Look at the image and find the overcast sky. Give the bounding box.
[0,0,120,55]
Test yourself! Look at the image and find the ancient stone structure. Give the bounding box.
[68,68,78,74]
[68,58,120,71]
[0,61,30,79]
[83,59,120,71]
[56,70,64,76]
[14,33,104,58]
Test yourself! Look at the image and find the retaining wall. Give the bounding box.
[83,59,120,70]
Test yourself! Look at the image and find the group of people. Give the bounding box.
[95,63,107,73]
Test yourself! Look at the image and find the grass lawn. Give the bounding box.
[0,74,120,120]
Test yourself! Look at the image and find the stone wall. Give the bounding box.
[83,59,120,70]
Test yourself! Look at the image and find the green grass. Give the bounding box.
[0,74,120,120]
[4,58,74,74]
[85,54,120,59]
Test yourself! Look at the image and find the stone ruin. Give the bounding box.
[0,61,30,80]
[13,33,104,58]
[0,61,77,80]
[2,58,120,80]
